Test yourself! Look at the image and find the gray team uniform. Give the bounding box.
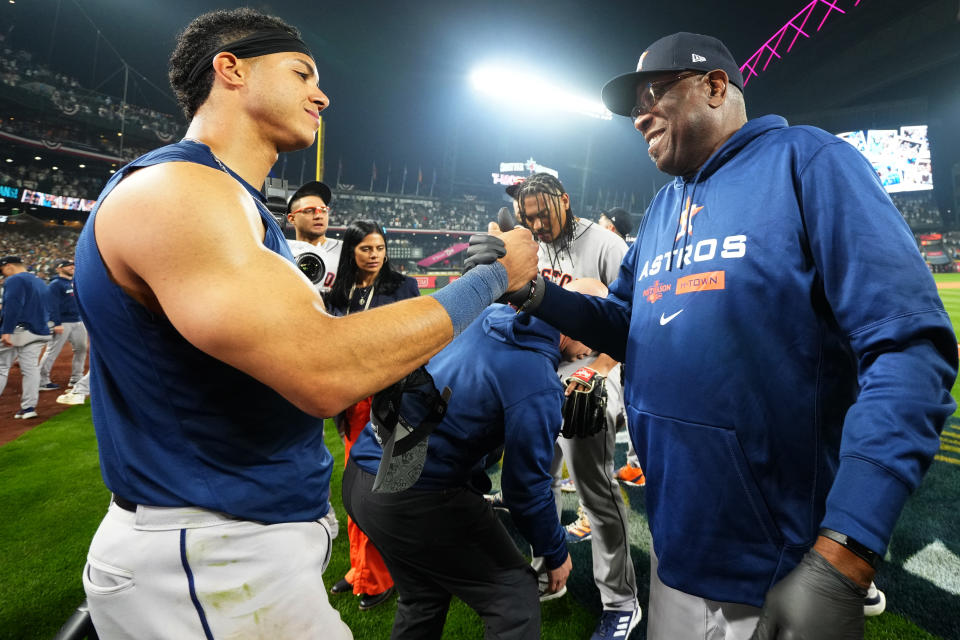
[39,276,88,387]
[287,238,342,294]
[538,218,637,612]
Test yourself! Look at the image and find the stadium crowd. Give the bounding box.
[1,34,182,147]
[1,116,154,162]
[331,192,491,231]
[891,192,942,228]
[0,157,108,200]
[941,231,960,257]
[0,227,79,276]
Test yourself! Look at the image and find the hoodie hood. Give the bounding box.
[482,305,562,369]
[678,114,788,186]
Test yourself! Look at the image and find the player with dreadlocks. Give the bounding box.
[515,174,579,275]
[511,173,641,639]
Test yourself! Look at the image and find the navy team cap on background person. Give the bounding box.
[604,207,633,238]
[601,32,744,118]
[0,255,22,267]
[505,179,524,200]
[286,180,333,212]
[54,259,74,269]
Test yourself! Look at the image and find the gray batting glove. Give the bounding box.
[751,549,867,640]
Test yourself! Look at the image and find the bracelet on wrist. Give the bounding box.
[818,527,882,570]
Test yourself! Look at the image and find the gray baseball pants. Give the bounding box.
[647,547,761,640]
[557,365,637,611]
[39,320,88,385]
[533,365,637,611]
[0,329,48,410]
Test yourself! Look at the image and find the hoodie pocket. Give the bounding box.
[630,407,783,604]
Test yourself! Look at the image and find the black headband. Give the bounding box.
[186,30,314,86]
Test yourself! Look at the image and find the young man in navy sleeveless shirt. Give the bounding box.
[75,9,538,639]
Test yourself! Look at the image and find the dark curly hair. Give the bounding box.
[326,221,406,313]
[515,172,577,251]
[168,8,299,120]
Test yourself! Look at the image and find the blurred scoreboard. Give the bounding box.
[836,125,932,194]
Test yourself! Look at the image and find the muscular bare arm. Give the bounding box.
[94,162,537,417]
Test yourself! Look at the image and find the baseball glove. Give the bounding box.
[561,367,607,439]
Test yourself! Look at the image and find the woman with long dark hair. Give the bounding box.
[325,220,419,611]
[326,220,418,315]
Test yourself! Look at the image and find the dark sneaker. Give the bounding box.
[590,603,641,640]
[14,407,38,419]
[39,382,61,391]
[329,578,353,595]
[359,586,395,610]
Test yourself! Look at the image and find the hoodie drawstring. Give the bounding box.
[668,182,688,272]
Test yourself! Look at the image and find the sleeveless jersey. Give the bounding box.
[74,140,333,523]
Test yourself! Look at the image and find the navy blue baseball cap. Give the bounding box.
[602,207,633,238]
[287,181,332,213]
[0,255,22,267]
[505,179,524,199]
[601,32,744,118]
[54,259,74,269]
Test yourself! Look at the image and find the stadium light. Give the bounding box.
[470,65,613,121]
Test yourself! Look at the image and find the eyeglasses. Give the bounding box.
[291,205,332,216]
[630,72,704,120]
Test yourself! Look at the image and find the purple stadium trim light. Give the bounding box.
[739,0,863,87]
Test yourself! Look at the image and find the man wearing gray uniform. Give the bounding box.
[0,255,52,419]
[39,259,88,391]
[513,173,639,640]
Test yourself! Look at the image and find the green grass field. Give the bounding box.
[2,275,959,639]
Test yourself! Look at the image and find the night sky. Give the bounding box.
[3,0,953,208]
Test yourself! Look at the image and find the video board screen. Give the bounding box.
[836,125,932,194]
[20,189,96,212]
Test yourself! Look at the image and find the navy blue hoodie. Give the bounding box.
[351,304,568,569]
[534,115,957,605]
[1,271,51,336]
[46,276,80,325]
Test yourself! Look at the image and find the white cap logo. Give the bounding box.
[692,53,706,63]
[636,51,649,71]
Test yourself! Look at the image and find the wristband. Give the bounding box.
[564,367,601,392]
[818,528,882,570]
[431,262,508,336]
[517,274,545,313]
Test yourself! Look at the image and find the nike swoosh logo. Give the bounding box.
[659,310,683,326]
